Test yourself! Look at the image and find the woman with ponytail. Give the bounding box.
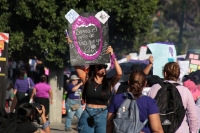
[107,70,163,133]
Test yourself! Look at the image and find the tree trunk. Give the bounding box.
[0,77,6,107]
[49,70,63,123]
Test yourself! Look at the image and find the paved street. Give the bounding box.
[50,116,78,133]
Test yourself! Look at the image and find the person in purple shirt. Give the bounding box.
[13,69,35,107]
[107,70,164,133]
[65,75,83,132]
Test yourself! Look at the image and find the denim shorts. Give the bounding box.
[78,106,108,133]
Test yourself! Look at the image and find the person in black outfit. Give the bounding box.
[15,103,51,133]
[74,47,122,133]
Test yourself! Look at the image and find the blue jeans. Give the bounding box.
[78,106,108,133]
[65,98,83,129]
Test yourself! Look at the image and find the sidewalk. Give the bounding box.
[50,116,78,133]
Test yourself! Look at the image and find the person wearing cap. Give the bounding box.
[65,74,83,132]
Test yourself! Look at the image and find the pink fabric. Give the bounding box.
[148,80,198,133]
[45,69,49,76]
[35,82,51,98]
[183,79,200,101]
[195,105,200,129]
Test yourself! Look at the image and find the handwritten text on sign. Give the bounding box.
[76,25,100,54]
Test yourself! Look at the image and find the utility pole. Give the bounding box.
[177,0,186,55]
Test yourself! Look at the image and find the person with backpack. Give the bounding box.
[148,62,198,133]
[107,70,163,133]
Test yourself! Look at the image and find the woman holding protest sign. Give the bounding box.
[66,37,122,133]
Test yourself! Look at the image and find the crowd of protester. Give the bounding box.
[64,37,200,133]
[2,42,200,133]
[2,57,52,133]
[65,61,199,133]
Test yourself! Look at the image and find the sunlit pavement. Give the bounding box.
[46,116,78,133]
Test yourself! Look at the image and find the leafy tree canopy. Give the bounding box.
[146,0,200,54]
[0,0,158,68]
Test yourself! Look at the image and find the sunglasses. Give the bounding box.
[97,65,108,70]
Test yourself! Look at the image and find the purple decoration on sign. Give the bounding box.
[72,16,103,61]
[169,47,173,57]
[129,59,149,64]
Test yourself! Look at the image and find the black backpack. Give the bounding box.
[155,82,186,133]
[0,107,20,133]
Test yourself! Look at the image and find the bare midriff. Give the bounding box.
[87,104,107,108]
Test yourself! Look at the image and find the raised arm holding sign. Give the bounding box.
[64,10,122,133]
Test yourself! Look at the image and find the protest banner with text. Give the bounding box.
[66,10,110,66]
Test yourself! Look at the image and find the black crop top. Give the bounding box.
[85,81,111,105]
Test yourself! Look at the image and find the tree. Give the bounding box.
[146,0,200,54]
[0,0,74,68]
[0,0,159,65]
[80,0,159,54]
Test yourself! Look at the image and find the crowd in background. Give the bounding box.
[3,51,200,133]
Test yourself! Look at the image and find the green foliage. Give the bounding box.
[0,0,158,68]
[146,0,200,54]
[81,0,159,54]
[0,0,72,69]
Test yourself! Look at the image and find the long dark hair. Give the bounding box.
[82,65,110,101]
[19,69,26,80]
[129,70,146,98]
[40,74,46,82]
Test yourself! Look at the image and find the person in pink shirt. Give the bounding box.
[148,62,198,133]
[30,75,53,120]
[183,79,200,101]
